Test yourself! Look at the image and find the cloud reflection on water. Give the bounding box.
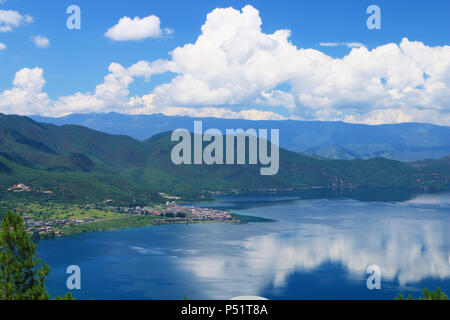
[183,196,450,298]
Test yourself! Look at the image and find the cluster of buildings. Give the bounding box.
[20,201,233,237]
[109,202,233,222]
[177,204,233,221]
[7,183,31,192]
[23,216,94,236]
[113,206,160,215]
[7,183,53,194]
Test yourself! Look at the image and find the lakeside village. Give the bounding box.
[23,202,234,236]
[11,184,234,236]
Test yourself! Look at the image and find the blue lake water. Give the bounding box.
[38,191,450,300]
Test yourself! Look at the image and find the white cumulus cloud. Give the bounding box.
[0,42,6,50]
[0,9,32,32]
[105,15,171,41]
[32,36,50,48]
[0,5,449,125]
[0,68,50,115]
[125,5,450,124]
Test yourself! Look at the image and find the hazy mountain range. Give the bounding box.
[31,113,450,162]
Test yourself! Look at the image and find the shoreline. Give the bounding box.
[14,201,238,239]
[2,195,275,241]
[35,213,274,240]
[9,186,446,240]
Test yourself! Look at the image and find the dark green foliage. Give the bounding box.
[395,288,448,300]
[54,292,77,300]
[10,130,57,154]
[419,288,449,300]
[50,153,95,173]
[0,211,49,300]
[395,293,414,300]
[0,210,77,300]
[0,160,11,174]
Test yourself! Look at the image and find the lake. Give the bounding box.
[37,190,450,300]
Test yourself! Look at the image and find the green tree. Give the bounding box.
[396,288,448,300]
[55,292,77,300]
[0,211,50,300]
[419,288,448,300]
[0,211,77,300]
[395,293,414,300]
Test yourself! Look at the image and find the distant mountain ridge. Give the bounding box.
[0,114,449,204]
[31,112,450,162]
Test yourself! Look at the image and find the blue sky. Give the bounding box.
[0,0,449,125]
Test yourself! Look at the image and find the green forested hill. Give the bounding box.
[0,114,160,204]
[141,132,449,192]
[0,114,449,204]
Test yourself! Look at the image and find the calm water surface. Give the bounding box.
[38,191,450,300]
